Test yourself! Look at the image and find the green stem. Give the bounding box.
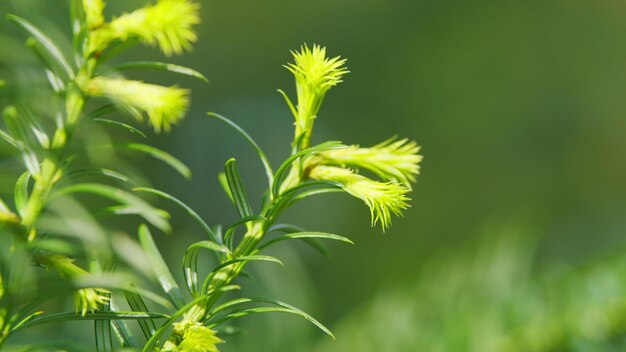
[201,174,301,311]
[21,158,61,233]
[19,63,91,239]
[161,149,305,349]
[202,222,266,312]
[162,207,276,349]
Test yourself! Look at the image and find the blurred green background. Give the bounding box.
[3,0,626,350]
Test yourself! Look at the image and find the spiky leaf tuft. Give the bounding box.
[85,77,189,132]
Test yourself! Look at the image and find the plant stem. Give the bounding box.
[162,196,288,349]
[21,159,60,232]
[19,64,91,239]
[161,142,309,349]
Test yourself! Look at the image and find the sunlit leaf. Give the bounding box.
[124,291,157,340]
[54,183,171,233]
[258,231,354,251]
[112,233,154,279]
[183,241,229,296]
[224,158,252,218]
[1,342,86,351]
[4,107,41,175]
[97,37,140,63]
[13,99,50,148]
[110,300,139,348]
[138,224,185,309]
[0,128,17,148]
[208,112,273,187]
[276,89,297,119]
[12,311,168,331]
[217,172,234,204]
[202,255,282,294]
[110,61,209,83]
[85,105,117,120]
[28,238,78,255]
[133,187,218,243]
[269,181,343,217]
[222,215,266,250]
[95,292,113,351]
[69,0,86,66]
[93,118,147,139]
[44,69,65,93]
[266,224,330,255]
[284,186,343,206]
[6,14,74,79]
[61,168,136,186]
[73,273,173,312]
[123,143,191,180]
[14,171,30,217]
[26,37,70,89]
[208,297,334,339]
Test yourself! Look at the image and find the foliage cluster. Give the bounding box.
[0,1,421,350]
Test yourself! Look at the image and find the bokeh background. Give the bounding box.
[3,0,626,350]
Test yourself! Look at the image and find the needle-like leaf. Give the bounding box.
[224,158,252,218]
[55,183,171,233]
[6,14,74,79]
[123,143,191,180]
[208,297,334,339]
[94,293,113,352]
[183,241,230,296]
[93,118,147,139]
[110,300,140,348]
[258,231,354,251]
[124,291,158,340]
[60,168,136,186]
[138,224,185,309]
[141,295,209,352]
[208,112,274,187]
[109,61,209,83]
[12,311,168,331]
[14,171,30,217]
[133,187,219,243]
[202,255,283,294]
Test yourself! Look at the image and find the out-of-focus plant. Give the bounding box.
[0,1,422,351]
[0,0,203,349]
[313,227,626,352]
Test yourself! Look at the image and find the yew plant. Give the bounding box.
[0,0,421,351]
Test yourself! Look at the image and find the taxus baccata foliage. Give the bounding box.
[0,1,421,351]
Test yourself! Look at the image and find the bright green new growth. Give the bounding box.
[85,77,190,132]
[41,255,111,316]
[0,0,202,345]
[73,287,112,317]
[147,44,419,350]
[80,0,198,132]
[0,1,421,351]
[172,320,222,352]
[319,137,423,188]
[308,165,411,230]
[282,46,421,230]
[82,0,105,28]
[285,44,349,149]
[309,137,422,230]
[87,0,200,56]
